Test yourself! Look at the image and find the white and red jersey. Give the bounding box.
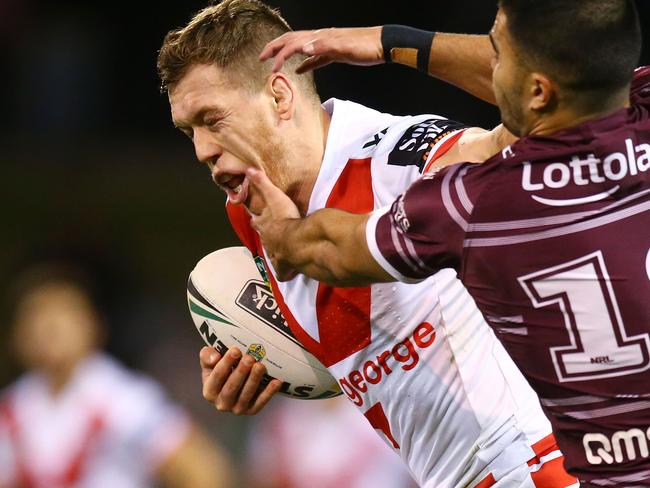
[227,99,577,487]
[0,354,190,488]
[247,397,418,488]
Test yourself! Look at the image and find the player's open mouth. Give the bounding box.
[220,174,249,205]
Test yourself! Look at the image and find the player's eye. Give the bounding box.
[205,118,222,131]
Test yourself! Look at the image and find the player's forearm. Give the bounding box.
[274,210,362,285]
[272,210,390,287]
[390,32,495,104]
[157,427,234,488]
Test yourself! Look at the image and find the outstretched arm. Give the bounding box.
[246,168,393,287]
[260,27,495,104]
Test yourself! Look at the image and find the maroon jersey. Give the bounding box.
[367,67,650,487]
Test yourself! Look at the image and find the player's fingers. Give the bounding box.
[246,168,283,207]
[216,353,257,412]
[259,36,285,61]
[270,39,307,73]
[202,347,241,402]
[231,361,268,415]
[248,378,283,415]
[270,33,327,73]
[259,31,303,61]
[200,346,220,368]
[296,55,333,74]
[200,347,221,385]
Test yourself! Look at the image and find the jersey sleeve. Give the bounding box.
[631,66,650,107]
[365,162,490,282]
[381,116,469,174]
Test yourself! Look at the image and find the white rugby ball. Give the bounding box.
[187,247,341,400]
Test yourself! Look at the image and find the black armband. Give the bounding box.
[381,25,436,72]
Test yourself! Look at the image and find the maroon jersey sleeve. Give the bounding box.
[366,161,497,282]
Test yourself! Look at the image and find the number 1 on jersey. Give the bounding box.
[519,250,650,382]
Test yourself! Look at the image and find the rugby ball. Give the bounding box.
[187,247,341,400]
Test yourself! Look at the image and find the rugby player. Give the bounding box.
[158,0,578,486]
[0,264,233,488]
[249,1,650,486]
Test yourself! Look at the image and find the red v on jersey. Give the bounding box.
[226,158,373,367]
[315,158,374,366]
[0,399,107,488]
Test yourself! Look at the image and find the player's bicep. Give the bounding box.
[427,125,516,173]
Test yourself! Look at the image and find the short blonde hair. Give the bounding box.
[157,0,317,95]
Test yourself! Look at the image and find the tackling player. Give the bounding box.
[158,1,579,486]
[249,1,650,486]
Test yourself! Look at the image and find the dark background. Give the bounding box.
[1,0,649,465]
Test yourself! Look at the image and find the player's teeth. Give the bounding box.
[234,184,242,194]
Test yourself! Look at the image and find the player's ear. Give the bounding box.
[267,73,295,122]
[528,72,556,112]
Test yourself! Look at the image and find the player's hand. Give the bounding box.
[246,168,300,281]
[200,346,282,415]
[259,26,384,74]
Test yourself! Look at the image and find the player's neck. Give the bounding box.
[43,364,76,397]
[286,108,331,216]
[529,91,630,137]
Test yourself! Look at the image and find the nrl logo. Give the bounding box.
[254,256,271,286]
[393,195,410,233]
[247,343,266,362]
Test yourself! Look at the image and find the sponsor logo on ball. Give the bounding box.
[236,280,301,346]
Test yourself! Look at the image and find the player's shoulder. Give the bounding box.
[0,372,45,406]
[387,116,468,172]
[327,98,468,170]
[79,354,162,399]
[631,65,650,104]
[359,114,469,173]
[323,98,397,157]
[83,354,179,422]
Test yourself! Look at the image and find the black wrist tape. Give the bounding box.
[381,25,436,72]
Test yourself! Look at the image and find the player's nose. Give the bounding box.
[193,129,222,166]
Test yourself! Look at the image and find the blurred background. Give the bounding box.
[1,0,649,483]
